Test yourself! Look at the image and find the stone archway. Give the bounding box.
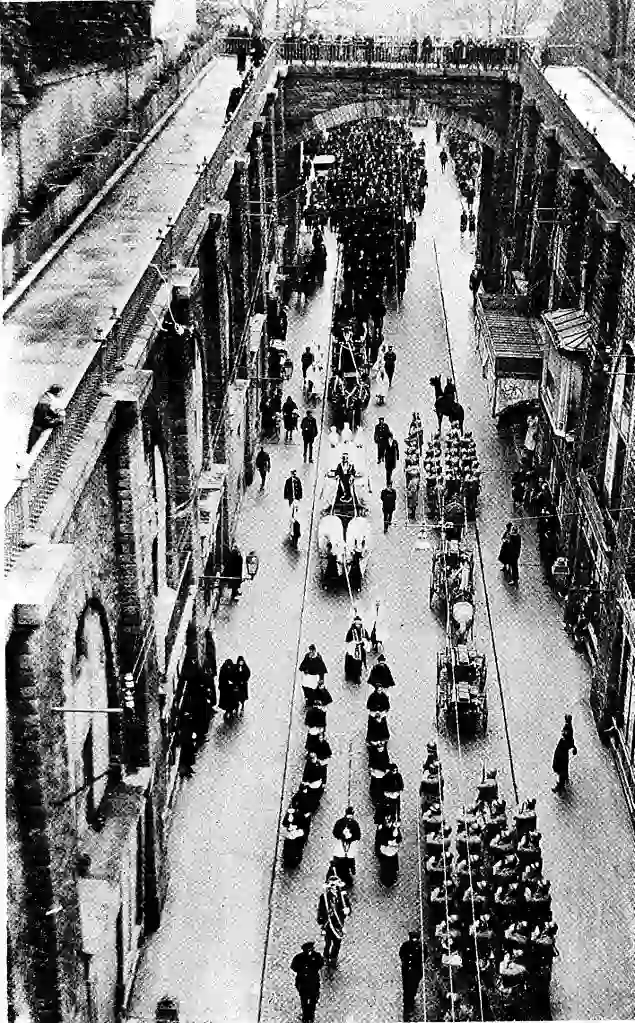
[294,99,503,156]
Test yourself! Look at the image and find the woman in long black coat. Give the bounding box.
[235,656,251,716]
[218,658,238,721]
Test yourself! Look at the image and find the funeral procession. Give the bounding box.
[4,4,635,1023]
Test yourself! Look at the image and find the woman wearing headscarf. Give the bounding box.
[234,656,251,715]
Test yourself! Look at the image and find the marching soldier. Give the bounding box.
[317,874,352,964]
[399,930,425,1018]
[291,941,324,1022]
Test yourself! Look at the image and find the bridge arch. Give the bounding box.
[295,99,503,156]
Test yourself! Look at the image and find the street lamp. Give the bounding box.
[5,83,27,208]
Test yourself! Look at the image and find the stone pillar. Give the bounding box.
[227,157,251,363]
[526,124,560,315]
[110,370,156,770]
[6,623,67,1023]
[264,90,279,258]
[275,68,287,171]
[248,119,267,310]
[7,542,87,1023]
[513,100,540,271]
[197,203,231,462]
[497,81,523,289]
[476,146,499,288]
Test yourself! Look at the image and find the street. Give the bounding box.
[129,124,635,1023]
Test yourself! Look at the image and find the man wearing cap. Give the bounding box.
[332,807,362,883]
[374,416,391,463]
[301,409,319,463]
[317,874,352,964]
[283,468,303,506]
[291,941,324,1022]
[399,930,425,1018]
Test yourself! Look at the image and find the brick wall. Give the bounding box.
[282,66,512,150]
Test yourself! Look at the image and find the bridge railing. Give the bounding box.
[221,35,524,70]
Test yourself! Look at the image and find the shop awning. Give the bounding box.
[543,307,591,354]
[479,295,543,377]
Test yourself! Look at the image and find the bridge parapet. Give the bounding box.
[3,43,280,576]
[518,51,635,217]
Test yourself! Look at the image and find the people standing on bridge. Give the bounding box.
[468,211,476,235]
[384,433,400,487]
[380,482,397,532]
[460,209,468,234]
[399,930,425,1019]
[255,446,271,492]
[284,468,303,506]
[436,122,443,144]
[291,941,324,1023]
[439,148,448,173]
[301,409,319,463]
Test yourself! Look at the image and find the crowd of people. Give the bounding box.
[278,34,522,70]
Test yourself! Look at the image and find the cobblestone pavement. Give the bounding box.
[130,125,635,1023]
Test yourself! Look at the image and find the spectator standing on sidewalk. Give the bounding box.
[255,446,271,491]
[284,468,303,506]
[384,345,397,386]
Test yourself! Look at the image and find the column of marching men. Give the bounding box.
[419,753,559,1021]
[288,119,425,1023]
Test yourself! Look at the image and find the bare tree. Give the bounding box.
[235,0,271,32]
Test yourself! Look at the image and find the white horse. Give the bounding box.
[318,514,345,581]
[345,516,371,585]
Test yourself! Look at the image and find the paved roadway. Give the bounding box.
[129,125,635,1023]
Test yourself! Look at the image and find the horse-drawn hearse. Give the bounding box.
[318,435,371,590]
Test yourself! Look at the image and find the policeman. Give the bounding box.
[399,930,425,1017]
[291,941,324,1022]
